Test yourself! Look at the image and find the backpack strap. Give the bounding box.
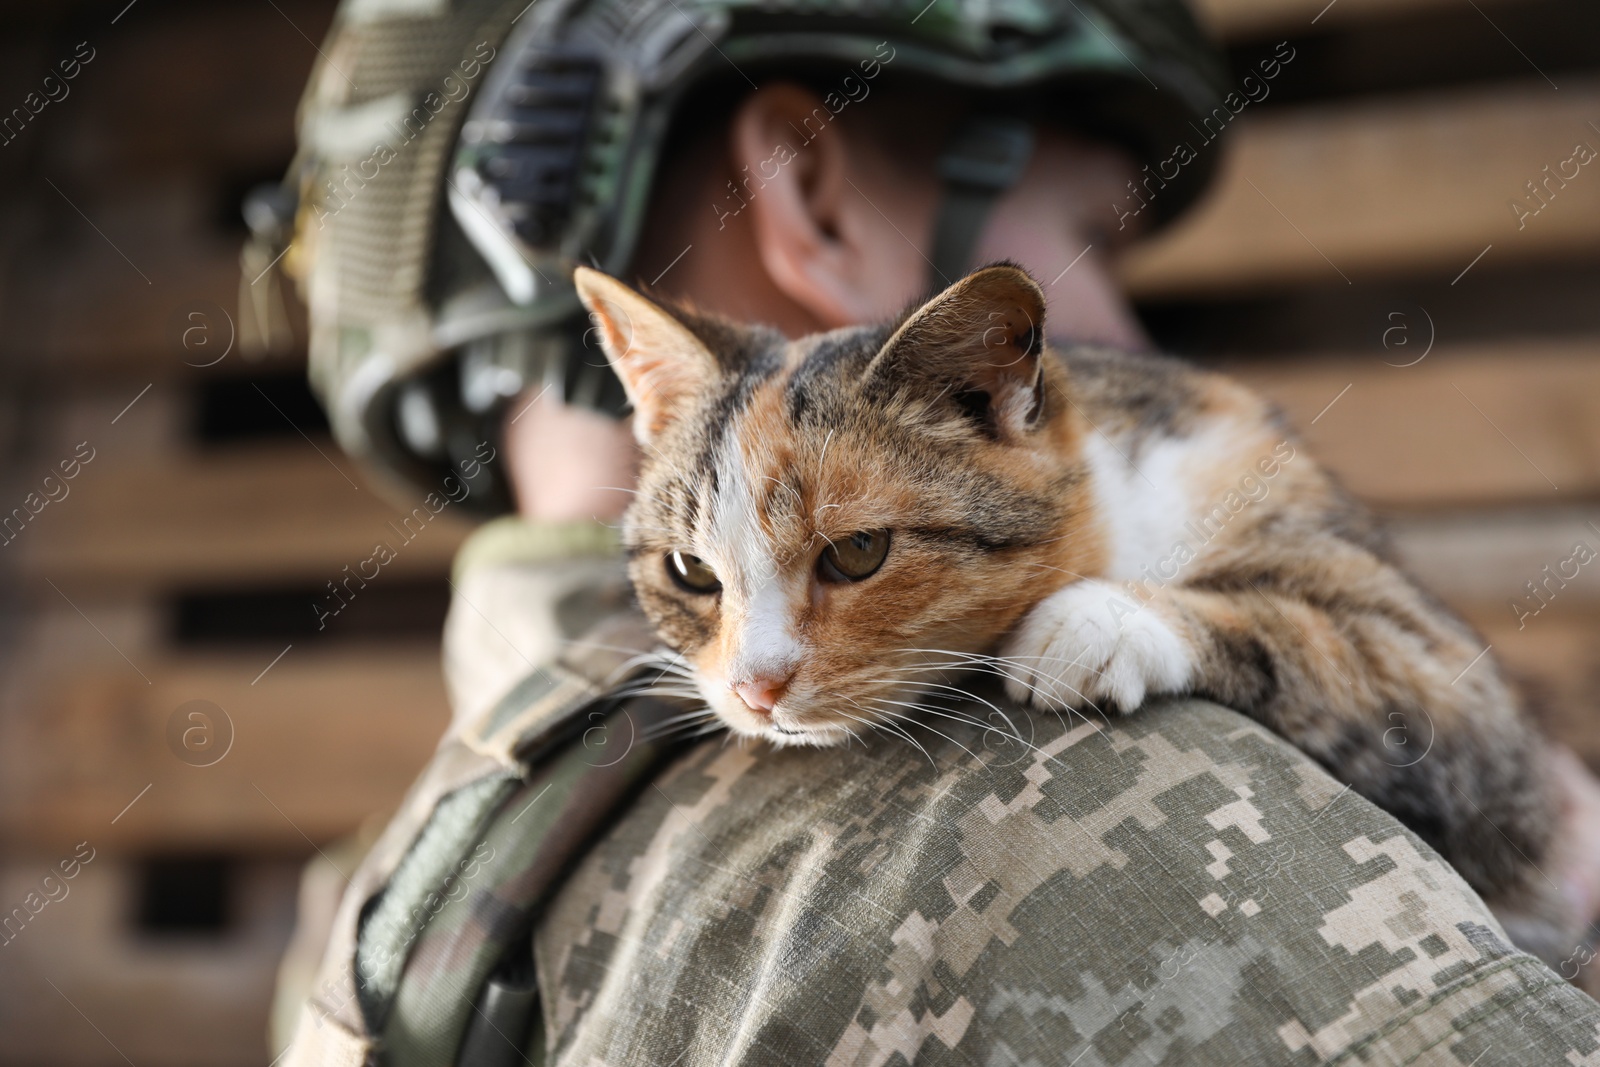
[926,116,1035,288]
[283,611,688,1066]
[379,696,681,1063]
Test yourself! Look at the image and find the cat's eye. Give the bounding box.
[665,550,721,594]
[819,530,890,583]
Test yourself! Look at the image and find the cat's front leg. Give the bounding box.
[1000,580,1194,712]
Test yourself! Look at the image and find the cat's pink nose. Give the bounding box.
[733,674,792,715]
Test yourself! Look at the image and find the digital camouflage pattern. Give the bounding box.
[534,694,1600,1066]
[282,521,1600,1066]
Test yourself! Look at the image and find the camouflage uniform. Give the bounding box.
[281,520,1600,1066]
[268,1,1600,1059]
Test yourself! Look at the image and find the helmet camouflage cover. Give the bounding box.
[277,0,1229,511]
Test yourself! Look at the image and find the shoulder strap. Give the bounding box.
[283,611,686,1066]
[926,117,1035,289]
[381,696,681,1064]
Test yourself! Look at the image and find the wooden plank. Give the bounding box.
[1193,0,1497,39]
[8,596,1588,849]
[1465,604,1600,769]
[2,205,307,379]
[0,855,297,1066]
[0,647,450,852]
[1228,339,1600,508]
[17,340,1598,587]
[43,1,330,185]
[1388,506,1600,610]
[0,4,329,378]
[9,599,1587,854]
[17,443,474,591]
[1122,81,1600,297]
[1384,510,1600,767]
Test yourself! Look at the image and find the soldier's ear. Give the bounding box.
[863,264,1049,440]
[573,267,717,445]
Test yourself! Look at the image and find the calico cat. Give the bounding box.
[572,262,1575,960]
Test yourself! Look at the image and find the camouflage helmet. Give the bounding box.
[267,0,1229,512]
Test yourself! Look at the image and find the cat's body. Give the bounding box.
[574,263,1572,960]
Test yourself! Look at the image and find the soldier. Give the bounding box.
[264,2,1600,1064]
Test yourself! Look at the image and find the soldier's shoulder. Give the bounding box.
[537,697,1600,1065]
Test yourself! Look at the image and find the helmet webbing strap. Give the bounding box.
[927,117,1036,290]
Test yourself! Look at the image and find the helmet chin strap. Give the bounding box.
[927,117,1037,291]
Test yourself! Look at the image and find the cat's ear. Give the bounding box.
[573,266,717,444]
[865,264,1049,440]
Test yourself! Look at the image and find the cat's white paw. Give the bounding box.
[1002,580,1194,712]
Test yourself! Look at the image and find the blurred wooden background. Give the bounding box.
[0,0,1597,1063]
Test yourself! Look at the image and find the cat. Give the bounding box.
[572,262,1577,963]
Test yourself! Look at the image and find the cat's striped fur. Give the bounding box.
[575,263,1571,957]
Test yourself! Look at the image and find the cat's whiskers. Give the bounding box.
[836,700,935,767]
[879,650,1112,725]
[885,647,1081,692]
[910,676,1103,736]
[639,711,721,744]
[1019,531,1077,547]
[857,695,985,762]
[890,646,1116,691]
[861,704,991,767]
[864,672,1020,736]
[603,675,706,699]
[610,685,706,704]
[1020,560,1098,582]
[808,706,870,751]
[576,645,702,690]
[863,692,1075,766]
[645,705,714,725]
[815,428,836,472]
[604,658,698,685]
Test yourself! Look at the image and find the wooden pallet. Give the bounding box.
[0,853,305,1066]
[1123,80,1600,296]
[3,0,1599,1063]
[20,438,472,592]
[1230,340,1600,508]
